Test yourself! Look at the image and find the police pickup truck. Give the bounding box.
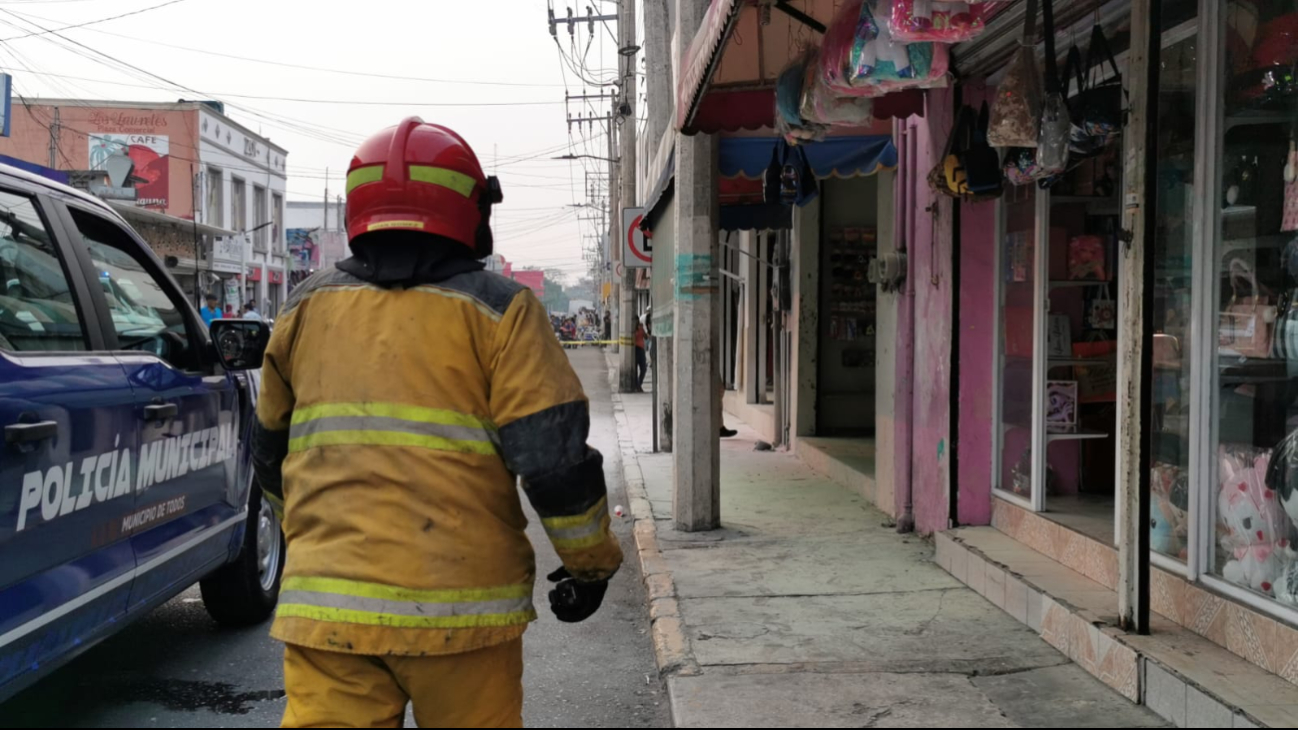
[0,165,281,702]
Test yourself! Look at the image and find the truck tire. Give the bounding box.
[200,488,285,627]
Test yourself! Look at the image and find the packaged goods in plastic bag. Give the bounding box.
[801,69,875,126]
[988,45,1042,147]
[890,0,1001,44]
[821,0,877,92]
[821,0,940,95]
[775,50,829,143]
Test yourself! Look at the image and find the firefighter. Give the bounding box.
[253,118,623,728]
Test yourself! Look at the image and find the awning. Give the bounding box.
[677,0,924,135]
[107,201,236,239]
[719,136,898,180]
[640,147,676,234]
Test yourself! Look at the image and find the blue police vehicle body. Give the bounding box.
[0,164,283,703]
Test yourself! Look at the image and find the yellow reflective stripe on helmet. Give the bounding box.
[346,164,384,194]
[409,165,477,197]
[283,576,530,604]
[292,402,495,433]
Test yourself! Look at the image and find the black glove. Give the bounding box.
[546,567,609,623]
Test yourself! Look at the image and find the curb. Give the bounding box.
[605,361,701,681]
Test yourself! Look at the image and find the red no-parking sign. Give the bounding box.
[623,207,651,268]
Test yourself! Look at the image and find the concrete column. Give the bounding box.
[670,18,720,530]
[672,131,720,529]
[617,0,640,393]
[658,335,674,452]
[791,201,820,442]
[643,0,674,155]
[742,230,760,404]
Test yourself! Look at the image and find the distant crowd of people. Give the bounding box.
[199,293,268,326]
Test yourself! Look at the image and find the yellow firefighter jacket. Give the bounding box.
[252,265,623,657]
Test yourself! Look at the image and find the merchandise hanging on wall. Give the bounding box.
[827,228,878,343]
[889,0,1002,44]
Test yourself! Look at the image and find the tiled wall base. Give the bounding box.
[937,528,1298,728]
[994,497,1298,687]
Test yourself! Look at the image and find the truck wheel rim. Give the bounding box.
[257,496,282,592]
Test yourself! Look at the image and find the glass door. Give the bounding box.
[996,185,1044,509]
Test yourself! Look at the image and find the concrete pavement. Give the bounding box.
[608,362,1166,728]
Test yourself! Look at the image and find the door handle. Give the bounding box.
[6,420,58,444]
[143,403,179,421]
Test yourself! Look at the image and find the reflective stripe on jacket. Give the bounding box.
[253,266,623,656]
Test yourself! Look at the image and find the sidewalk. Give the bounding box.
[606,369,1163,727]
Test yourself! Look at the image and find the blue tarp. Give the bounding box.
[719,136,897,180]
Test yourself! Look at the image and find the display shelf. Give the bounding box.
[1047,429,1110,442]
[1048,356,1117,366]
[1050,279,1112,289]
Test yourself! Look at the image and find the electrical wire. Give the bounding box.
[4,6,569,89]
[0,0,189,41]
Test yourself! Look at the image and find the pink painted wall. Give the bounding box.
[956,83,997,526]
[895,87,955,535]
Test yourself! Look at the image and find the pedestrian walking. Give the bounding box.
[634,319,648,392]
[200,293,223,327]
[254,118,622,728]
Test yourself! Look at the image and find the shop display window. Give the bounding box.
[1209,0,1298,606]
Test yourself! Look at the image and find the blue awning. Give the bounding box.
[719,136,897,180]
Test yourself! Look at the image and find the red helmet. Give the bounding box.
[346,117,503,255]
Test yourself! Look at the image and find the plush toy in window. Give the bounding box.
[1219,446,1291,595]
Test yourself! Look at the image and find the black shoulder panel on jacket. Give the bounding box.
[436,270,529,317]
[280,267,368,317]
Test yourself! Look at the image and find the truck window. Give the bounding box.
[0,190,89,352]
[71,208,200,371]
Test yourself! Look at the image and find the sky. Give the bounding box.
[0,0,632,282]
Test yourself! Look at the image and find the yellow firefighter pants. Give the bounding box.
[280,639,523,728]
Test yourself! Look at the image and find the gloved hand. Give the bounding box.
[546,567,610,623]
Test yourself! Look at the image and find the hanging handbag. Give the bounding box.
[1219,258,1277,358]
[1087,284,1117,330]
[1003,147,1045,186]
[987,0,1041,148]
[931,105,974,198]
[1061,44,1106,158]
[1282,138,1298,233]
[1035,0,1070,176]
[963,102,1004,196]
[1271,289,1298,361]
[1073,23,1127,143]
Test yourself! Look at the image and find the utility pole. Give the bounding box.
[48,107,60,168]
[673,0,721,531]
[616,0,639,394]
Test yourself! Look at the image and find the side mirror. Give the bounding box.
[210,319,270,371]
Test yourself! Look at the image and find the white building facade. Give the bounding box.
[195,109,289,317]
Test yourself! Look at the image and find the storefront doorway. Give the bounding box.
[817,176,880,436]
[994,151,1124,543]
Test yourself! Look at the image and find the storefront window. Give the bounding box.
[1151,32,1198,562]
[999,185,1038,500]
[1211,0,1298,602]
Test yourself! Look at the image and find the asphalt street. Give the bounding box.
[0,348,668,729]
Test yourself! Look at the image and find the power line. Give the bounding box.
[4,6,570,88]
[0,0,189,41]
